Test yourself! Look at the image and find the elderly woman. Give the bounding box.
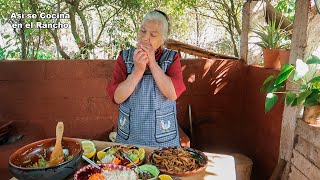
[107,10,186,147]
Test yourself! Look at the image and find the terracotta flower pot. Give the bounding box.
[303,105,320,127]
[279,49,290,68]
[263,48,281,69]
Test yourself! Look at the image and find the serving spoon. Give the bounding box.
[49,122,64,166]
[82,155,110,175]
[123,152,152,178]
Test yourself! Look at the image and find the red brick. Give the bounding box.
[0,79,110,98]
[0,96,118,118]
[0,61,45,80]
[38,79,108,98]
[0,81,31,98]
[89,60,116,79]
[46,60,115,79]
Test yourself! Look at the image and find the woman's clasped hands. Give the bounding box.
[133,42,156,74]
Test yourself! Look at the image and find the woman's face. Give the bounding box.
[137,19,164,50]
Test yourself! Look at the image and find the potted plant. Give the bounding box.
[261,55,320,125]
[279,36,292,67]
[252,18,291,69]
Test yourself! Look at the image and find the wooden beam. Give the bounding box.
[289,165,309,180]
[164,39,238,60]
[296,120,320,150]
[265,0,293,31]
[295,135,320,168]
[291,149,320,179]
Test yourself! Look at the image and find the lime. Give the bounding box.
[97,151,107,160]
[138,148,145,160]
[158,174,173,180]
[81,140,95,147]
[83,146,96,159]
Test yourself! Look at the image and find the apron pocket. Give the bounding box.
[155,106,177,143]
[117,105,130,140]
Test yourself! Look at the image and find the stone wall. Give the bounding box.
[288,120,320,180]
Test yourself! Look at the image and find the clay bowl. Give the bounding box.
[147,146,208,177]
[9,137,83,180]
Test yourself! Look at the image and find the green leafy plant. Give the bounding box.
[275,0,296,21]
[252,17,290,49]
[261,55,320,112]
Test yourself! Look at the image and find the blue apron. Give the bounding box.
[115,48,180,148]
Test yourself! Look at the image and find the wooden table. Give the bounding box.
[11,139,237,180]
[81,139,236,180]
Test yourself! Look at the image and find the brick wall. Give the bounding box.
[0,60,116,140]
[0,59,283,179]
[244,65,284,179]
[178,59,246,153]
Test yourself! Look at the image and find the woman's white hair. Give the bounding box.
[142,11,170,40]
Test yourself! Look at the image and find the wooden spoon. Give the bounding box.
[49,122,64,166]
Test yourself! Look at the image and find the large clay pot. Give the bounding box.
[9,137,83,180]
[303,105,320,127]
[279,49,290,68]
[263,48,281,69]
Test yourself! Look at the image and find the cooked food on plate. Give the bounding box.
[135,164,160,180]
[88,167,136,180]
[149,147,208,175]
[74,164,137,180]
[97,145,145,167]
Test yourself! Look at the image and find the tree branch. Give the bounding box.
[75,8,91,45]
[209,0,225,6]
[94,7,122,45]
[80,2,102,11]
[19,0,27,59]
[35,31,41,59]
[227,15,239,57]
[95,21,108,45]
[200,0,241,57]
[48,29,70,59]
[69,6,84,48]
[230,0,242,34]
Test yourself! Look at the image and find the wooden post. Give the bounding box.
[287,1,310,63]
[279,0,310,179]
[241,1,268,65]
[240,1,250,62]
[232,153,253,180]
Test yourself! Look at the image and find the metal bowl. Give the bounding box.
[9,137,83,180]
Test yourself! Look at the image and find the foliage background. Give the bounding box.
[0,0,293,60]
